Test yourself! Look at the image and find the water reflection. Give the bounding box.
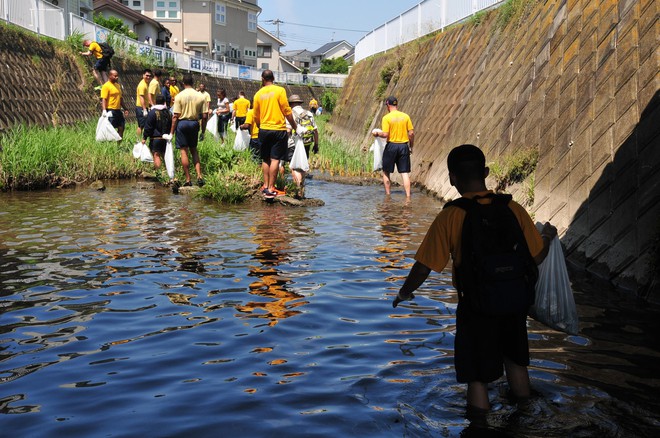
[237,206,310,326]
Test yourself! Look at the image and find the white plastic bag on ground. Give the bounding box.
[206,113,219,139]
[233,129,249,151]
[290,135,309,172]
[164,139,175,179]
[96,116,121,142]
[370,135,386,171]
[529,228,579,335]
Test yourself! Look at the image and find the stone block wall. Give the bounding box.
[0,24,325,134]
[330,0,658,298]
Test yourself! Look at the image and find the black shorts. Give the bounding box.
[454,302,530,384]
[108,110,125,129]
[149,138,167,156]
[135,107,147,128]
[249,138,261,161]
[258,129,288,162]
[382,142,411,174]
[94,57,110,72]
[175,120,200,149]
[235,116,246,128]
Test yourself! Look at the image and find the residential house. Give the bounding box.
[122,0,261,67]
[46,0,94,30]
[93,0,171,46]
[257,26,298,73]
[309,40,353,73]
[281,49,312,71]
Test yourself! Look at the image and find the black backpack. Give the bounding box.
[154,108,171,137]
[99,42,115,59]
[445,193,538,316]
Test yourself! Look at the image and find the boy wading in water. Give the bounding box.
[393,144,557,418]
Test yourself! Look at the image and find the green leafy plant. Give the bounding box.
[93,13,138,40]
[320,89,339,113]
[489,147,539,193]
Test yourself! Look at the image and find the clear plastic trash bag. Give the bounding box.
[289,135,309,172]
[96,116,122,142]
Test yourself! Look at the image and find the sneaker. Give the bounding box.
[262,188,276,198]
[197,178,205,187]
[182,181,192,187]
[171,180,180,194]
[272,188,286,197]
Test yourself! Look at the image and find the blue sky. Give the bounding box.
[259,0,423,51]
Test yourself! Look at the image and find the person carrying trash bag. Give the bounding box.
[99,69,128,145]
[142,95,172,180]
[284,94,318,198]
[392,144,558,420]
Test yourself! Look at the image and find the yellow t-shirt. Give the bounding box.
[148,78,162,102]
[100,81,122,110]
[414,191,544,285]
[252,84,292,131]
[382,110,413,143]
[234,96,250,117]
[309,98,318,108]
[244,109,259,139]
[173,87,206,120]
[135,79,149,108]
[169,84,180,106]
[200,91,212,113]
[89,41,103,59]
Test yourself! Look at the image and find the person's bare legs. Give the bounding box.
[504,358,531,400]
[268,159,280,191]
[401,172,411,197]
[116,124,124,146]
[152,152,163,170]
[467,381,490,410]
[382,171,392,195]
[180,147,191,183]
[261,160,270,189]
[190,147,202,180]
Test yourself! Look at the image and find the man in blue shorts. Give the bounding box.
[373,96,414,197]
[170,74,207,187]
[99,69,128,145]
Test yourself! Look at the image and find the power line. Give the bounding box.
[260,19,368,33]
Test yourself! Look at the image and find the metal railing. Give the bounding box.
[355,0,502,62]
[2,0,345,87]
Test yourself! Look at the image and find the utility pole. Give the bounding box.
[268,19,283,39]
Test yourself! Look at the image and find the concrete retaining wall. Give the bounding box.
[330,0,658,299]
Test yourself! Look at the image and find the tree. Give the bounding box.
[319,57,349,74]
[93,13,138,40]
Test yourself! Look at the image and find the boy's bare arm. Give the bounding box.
[393,261,431,308]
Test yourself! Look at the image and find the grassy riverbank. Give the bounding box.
[0,114,377,200]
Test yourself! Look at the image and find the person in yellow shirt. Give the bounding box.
[80,40,109,86]
[252,70,298,198]
[170,74,208,188]
[168,76,180,110]
[309,98,318,114]
[233,91,251,130]
[393,144,558,418]
[100,69,128,145]
[373,96,414,198]
[240,107,260,162]
[135,69,153,137]
[148,69,163,107]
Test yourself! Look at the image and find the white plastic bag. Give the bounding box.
[529,233,579,335]
[96,116,122,142]
[206,113,219,139]
[229,122,237,132]
[370,136,386,171]
[233,129,249,151]
[132,142,153,162]
[132,142,142,159]
[164,139,175,179]
[290,136,309,172]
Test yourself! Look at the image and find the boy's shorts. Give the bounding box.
[108,110,125,129]
[258,130,288,162]
[149,138,167,156]
[135,107,147,128]
[454,303,530,384]
[175,120,200,150]
[382,142,411,173]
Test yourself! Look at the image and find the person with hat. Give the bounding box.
[285,94,319,198]
[373,96,415,198]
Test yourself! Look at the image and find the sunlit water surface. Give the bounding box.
[1,179,658,437]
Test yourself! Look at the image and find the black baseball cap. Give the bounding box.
[385,96,398,106]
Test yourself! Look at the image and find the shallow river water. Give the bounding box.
[0,179,658,437]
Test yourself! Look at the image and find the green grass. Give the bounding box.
[489,147,539,193]
[310,115,374,177]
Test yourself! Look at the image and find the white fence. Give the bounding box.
[2,0,345,87]
[355,0,503,62]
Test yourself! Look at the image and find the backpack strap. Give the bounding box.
[443,192,512,210]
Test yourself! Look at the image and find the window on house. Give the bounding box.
[261,63,269,70]
[248,12,257,32]
[257,45,272,57]
[121,0,143,10]
[244,48,256,59]
[215,2,226,25]
[155,0,179,19]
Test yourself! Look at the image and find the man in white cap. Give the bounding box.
[285,94,318,198]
